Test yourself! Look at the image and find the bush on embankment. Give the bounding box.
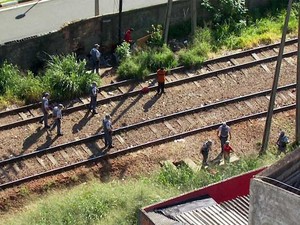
[0,152,280,225]
[0,54,100,107]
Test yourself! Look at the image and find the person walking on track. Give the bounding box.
[50,104,64,136]
[156,67,166,95]
[217,122,231,154]
[89,81,99,114]
[39,92,51,129]
[103,114,114,148]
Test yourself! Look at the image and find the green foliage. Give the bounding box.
[14,71,44,104]
[147,24,164,48]
[2,180,177,225]
[202,0,248,33]
[178,28,212,67]
[43,54,100,100]
[0,62,19,95]
[117,56,149,80]
[115,42,131,62]
[117,44,177,80]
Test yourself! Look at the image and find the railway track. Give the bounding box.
[0,38,297,131]
[0,83,296,189]
[0,38,298,189]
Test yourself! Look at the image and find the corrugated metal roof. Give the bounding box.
[174,196,249,225]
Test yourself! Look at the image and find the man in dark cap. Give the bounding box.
[103,114,113,148]
[50,104,64,136]
[39,92,50,129]
[89,81,99,114]
[90,44,101,74]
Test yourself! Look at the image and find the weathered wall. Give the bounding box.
[0,0,274,71]
[249,179,300,225]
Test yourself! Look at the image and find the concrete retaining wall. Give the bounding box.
[249,179,300,225]
[0,0,274,71]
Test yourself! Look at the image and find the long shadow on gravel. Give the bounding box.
[22,126,47,151]
[143,93,161,112]
[36,133,58,150]
[72,111,93,134]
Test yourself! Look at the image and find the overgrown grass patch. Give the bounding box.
[117,44,177,80]
[0,151,285,225]
[2,180,179,225]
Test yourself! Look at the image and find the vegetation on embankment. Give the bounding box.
[117,1,299,79]
[0,54,100,108]
[0,2,298,107]
[0,152,281,225]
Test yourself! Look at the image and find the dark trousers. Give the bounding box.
[92,60,100,74]
[220,136,228,153]
[202,151,209,166]
[50,118,62,135]
[40,110,49,127]
[104,131,112,147]
[157,82,165,94]
[90,96,97,112]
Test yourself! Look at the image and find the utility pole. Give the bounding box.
[260,0,293,155]
[191,0,197,35]
[95,0,99,16]
[164,0,173,43]
[118,0,123,43]
[296,3,300,143]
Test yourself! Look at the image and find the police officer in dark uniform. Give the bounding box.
[200,140,212,166]
[103,114,113,148]
[50,104,64,136]
[39,92,50,129]
[217,122,231,154]
[89,81,98,114]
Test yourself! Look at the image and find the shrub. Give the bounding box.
[0,62,19,95]
[117,57,149,80]
[14,71,44,104]
[43,54,100,100]
[115,42,131,62]
[147,24,164,48]
[202,0,248,33]
[147,45,178,71]
[178,28,212,67]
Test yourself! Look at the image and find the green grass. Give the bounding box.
[0,151,284,225]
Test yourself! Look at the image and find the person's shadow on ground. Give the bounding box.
[72,111,93,134]
[22,126,47,151]
[143,94,161,112]
[36,132,59,151]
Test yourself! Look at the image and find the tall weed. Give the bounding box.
[43,54,100,100]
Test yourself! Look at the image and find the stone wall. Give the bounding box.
[0,0,274,71]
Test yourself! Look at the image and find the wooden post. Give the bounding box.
[95,0,99,16]
[118,0,123,43]
[191,0,197,35]
[296,3,300,143]
[164,0,173,43]
[260,0,293,155]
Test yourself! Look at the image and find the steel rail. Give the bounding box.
[0,50,297,131]
[0,103,295,190]
[0,38,297,118]
[0,83,296,167]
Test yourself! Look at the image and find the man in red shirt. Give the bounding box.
[223,140,234,163]
[156,67,166,95]
[124,28,134,44]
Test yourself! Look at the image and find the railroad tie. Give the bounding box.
[163,121,177,134]
[251,53,271,74]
